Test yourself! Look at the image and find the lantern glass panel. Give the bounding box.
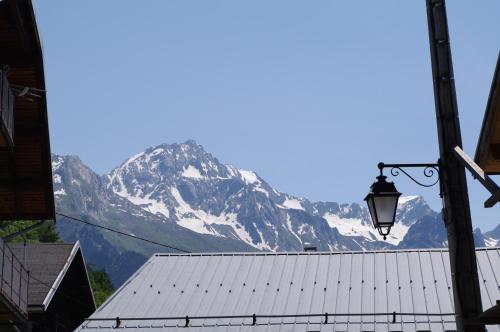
[373,195,398,226]
[366,196,378,227]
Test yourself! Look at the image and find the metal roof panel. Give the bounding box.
[78,248,500,332]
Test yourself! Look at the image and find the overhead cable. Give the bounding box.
[55,212,190,253]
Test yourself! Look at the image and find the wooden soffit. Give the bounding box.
[475,52,500,175]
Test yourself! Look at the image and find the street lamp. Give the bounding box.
[364,170,401,240]
[365,162,440,240]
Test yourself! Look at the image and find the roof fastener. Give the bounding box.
[115,317,121,328]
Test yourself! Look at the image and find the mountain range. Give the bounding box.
[52,140,500,286]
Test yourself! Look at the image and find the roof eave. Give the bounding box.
[475,51,500,174]
[41,242,80,309]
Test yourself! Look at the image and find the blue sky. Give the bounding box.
[33,1,500,231]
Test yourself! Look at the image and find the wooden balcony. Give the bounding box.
[0,69,14,149]
[0,237,29,322]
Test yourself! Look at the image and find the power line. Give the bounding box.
[55,212,190,253]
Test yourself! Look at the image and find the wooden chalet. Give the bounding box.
[0,0,57,330]
[0,0,54,221]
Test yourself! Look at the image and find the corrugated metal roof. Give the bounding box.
[77,248,500,332]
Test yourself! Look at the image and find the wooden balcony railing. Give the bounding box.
[0,69,14,149]
[0,237,29,317]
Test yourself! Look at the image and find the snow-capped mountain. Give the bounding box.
[52,140,499,286]
[105,140,438,250]
[55,141,434,251]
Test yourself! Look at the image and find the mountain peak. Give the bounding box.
[116,141,217,172]
[398,195,420,205]
[98,142,444,250]
[182,139,199,146]
[154,139,202,150]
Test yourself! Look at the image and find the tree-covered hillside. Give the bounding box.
[0,220,60,243]
[87,265,114,306]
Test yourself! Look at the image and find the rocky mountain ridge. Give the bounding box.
[52,140,500,286]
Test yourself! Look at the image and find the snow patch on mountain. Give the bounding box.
[253,186,270,197]
[54,188,66,196]
[52,156,64,171]
[182,165,204,179]
[170,187,263,248]
[398,195,419,205]
[125,194,170,219]
[125,151,145,167]
[107,171,128,197]
[239,169,259,184]
[253,224,273,251]
[384,223,410,245]
[286,214,302,244]
[323,212,410,246]
[484,237,499,247]
[149,148,164,158]
[323,213,375,240]
[282,198,305,211]
[171,187,222,236]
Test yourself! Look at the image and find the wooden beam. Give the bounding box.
[467,301,500,325]
[453,146,500,208]
[454,147,499,192]
[484,190,500,208]
[426,1,484,331]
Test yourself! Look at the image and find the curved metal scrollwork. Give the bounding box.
[389,166,440,188]
[378,162,440,188]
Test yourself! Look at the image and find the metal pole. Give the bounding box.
[425,1,484,331]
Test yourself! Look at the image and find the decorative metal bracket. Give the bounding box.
[378,162,441,196]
